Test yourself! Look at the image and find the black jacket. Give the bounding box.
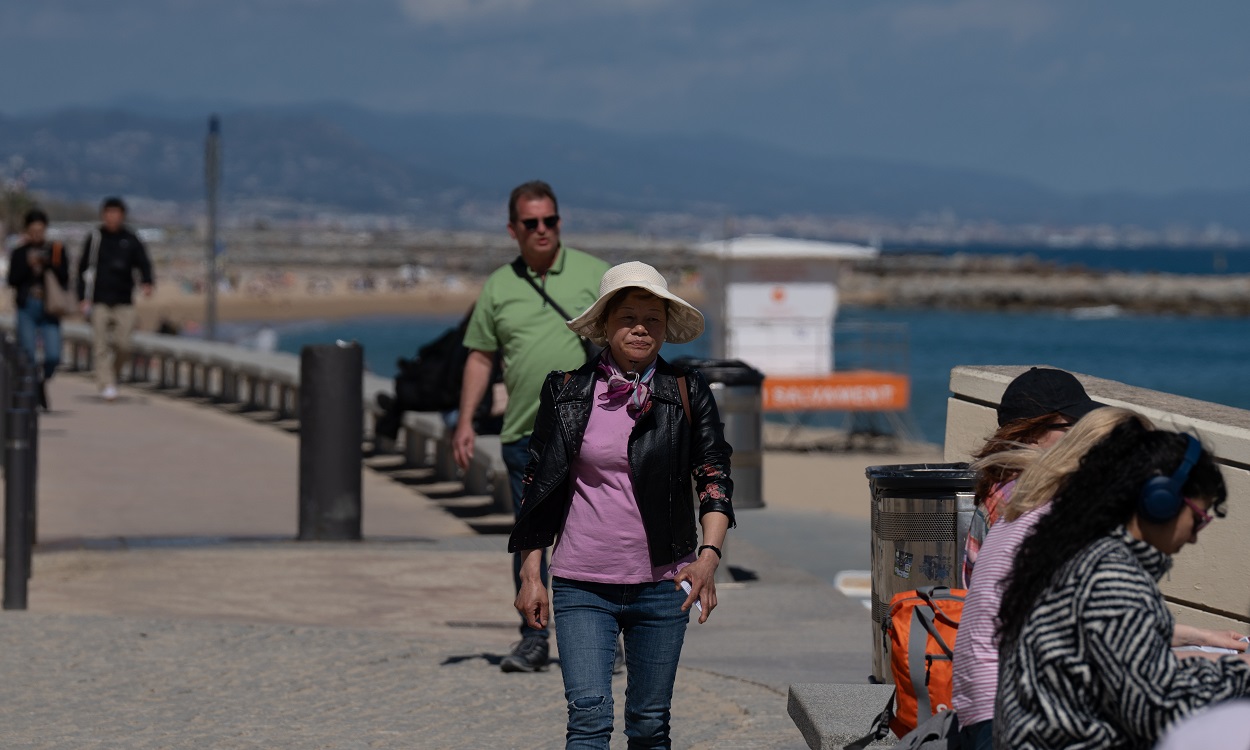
[76,227,154,305]
[508,356,735,567]
[8,242,71,310]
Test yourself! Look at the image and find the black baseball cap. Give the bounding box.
[997,367,1104,427]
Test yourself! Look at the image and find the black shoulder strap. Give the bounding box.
[511,256,574,321]
[843,690,895,750]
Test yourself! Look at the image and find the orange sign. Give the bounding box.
[763,371,910,412]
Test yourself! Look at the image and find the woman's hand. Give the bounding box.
[1172,624,1247,651]
[514,548,549,631]
[674,549,719,624]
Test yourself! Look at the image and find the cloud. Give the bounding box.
[398,0,666,25]
[888,0,1057,43]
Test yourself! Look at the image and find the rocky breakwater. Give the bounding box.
[841,255,1250,316]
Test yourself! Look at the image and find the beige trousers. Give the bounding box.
[91,304,137,389]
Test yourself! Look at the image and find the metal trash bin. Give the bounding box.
[865,463,976,682]
[672,358,765,509]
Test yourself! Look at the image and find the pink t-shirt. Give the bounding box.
[549,378,693,584]
[951,503,1052,726]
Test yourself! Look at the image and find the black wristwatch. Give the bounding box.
[698,544,722,559]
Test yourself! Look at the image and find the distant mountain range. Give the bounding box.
[2,102,1248,232]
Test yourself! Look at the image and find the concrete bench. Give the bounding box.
[788,683,897,749]
[464,434,512,515]
[400,410,447,468]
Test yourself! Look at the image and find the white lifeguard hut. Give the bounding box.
[696,235,911,432]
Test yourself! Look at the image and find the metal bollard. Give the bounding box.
[3,369,35,610]
[0,337,12,469]
[297,342,363,541]
[12,354,39,576]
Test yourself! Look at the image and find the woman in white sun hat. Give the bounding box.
[509,261,735,748]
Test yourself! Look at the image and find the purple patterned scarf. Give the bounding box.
[596,351,657,417]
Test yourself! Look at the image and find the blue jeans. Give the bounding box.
[502,436,549,640]
[16,299,62,381]
[553,577,689,749]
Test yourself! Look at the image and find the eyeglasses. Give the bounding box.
[1182,497,1214,532]
[518,215,559,231]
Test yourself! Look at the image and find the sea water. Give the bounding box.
[263,306,1250,445]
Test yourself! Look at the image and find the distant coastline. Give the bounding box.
[5,248,1245,332]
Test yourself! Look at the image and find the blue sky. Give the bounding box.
[3,0,1247,194]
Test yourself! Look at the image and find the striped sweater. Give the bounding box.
[995,527,1250,749]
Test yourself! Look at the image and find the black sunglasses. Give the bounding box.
[519,214,559,231]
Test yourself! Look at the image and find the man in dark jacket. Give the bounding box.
[76,197,154,401]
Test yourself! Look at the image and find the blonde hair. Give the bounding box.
[972,407,1154,522]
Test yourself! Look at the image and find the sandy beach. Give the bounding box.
[0,264,713,331]
[0,268,481,331]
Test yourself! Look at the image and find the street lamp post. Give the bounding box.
[205,115,221,341]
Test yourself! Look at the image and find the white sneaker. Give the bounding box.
[102,385,118,402]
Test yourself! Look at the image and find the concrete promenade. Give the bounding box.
[0,374,938,749]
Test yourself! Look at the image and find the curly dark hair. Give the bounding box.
[997,421,1226,650]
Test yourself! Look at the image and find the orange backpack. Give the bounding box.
[847,586,966,749]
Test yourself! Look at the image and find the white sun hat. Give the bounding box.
[567,261,705,346]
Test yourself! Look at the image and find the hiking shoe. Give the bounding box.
[613,636,625,675]
[501,637,549,673]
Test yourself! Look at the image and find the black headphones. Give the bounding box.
[1138,434,1202,524]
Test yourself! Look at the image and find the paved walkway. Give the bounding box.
[0,374,894,749]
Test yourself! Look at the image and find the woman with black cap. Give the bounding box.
[961,367,1104,586]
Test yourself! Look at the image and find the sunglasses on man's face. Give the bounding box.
[519,215,559,231]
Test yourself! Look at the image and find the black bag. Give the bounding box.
[394,321,470,413]
[376,307,503,442]
[390,308,500,416]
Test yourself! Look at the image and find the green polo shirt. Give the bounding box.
[464,245,609,443]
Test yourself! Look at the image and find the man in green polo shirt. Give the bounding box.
[455,180,609,672]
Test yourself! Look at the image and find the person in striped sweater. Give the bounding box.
[994,422,1250,749]
[950,408,1246,749]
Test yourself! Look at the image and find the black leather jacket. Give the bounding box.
[508,356,735,566]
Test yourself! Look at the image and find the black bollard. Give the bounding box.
[12,352,39,564]
[4,382,34,609]
[297,342,364,541]
[0,337,14,469]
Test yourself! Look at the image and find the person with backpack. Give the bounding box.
[454,181,609,673]
[995,422,1250,749]
[7,208,71,410]
[75,196,154,402]
[509,261,733,749]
